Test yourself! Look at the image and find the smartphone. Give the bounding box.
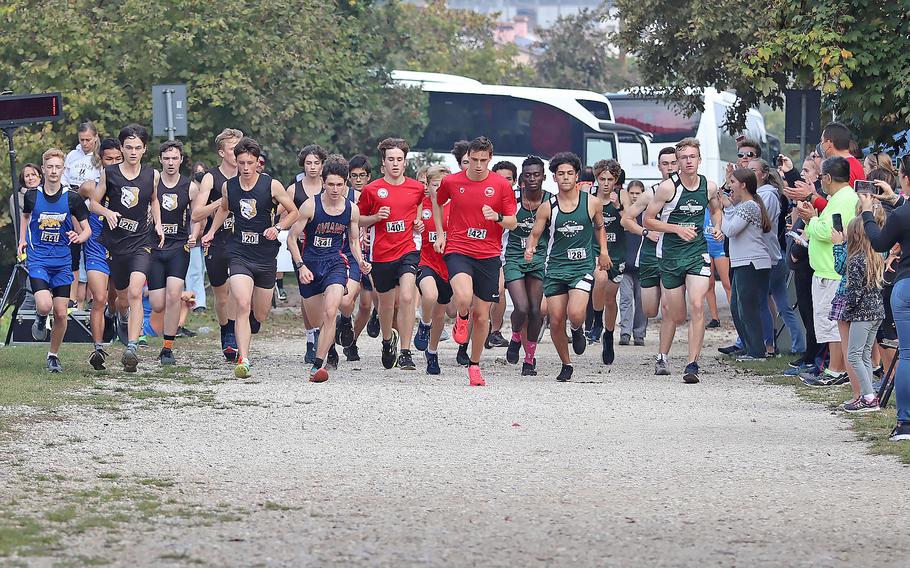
[832,213,843,233]
[786,230,808,248]
[854,180,879,195]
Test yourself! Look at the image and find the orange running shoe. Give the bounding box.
[453,313,469,345]
[468,364,485,387]
[310,367,329,383]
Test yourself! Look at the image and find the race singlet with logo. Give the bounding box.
[602,200,625,263]
[204,167,234,251]
[658,173,709,261]
[545,191,594,276]
[227,174,279,262]
[102,164,154,254]
[303,195,351,264]
[27,188,75,266]
[505,190,547,264]
[158,174,192,251]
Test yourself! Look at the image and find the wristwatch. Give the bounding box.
[496,212,504,223]
[642,229,650,238]
[293,260,304,271]
[273,224,283,232]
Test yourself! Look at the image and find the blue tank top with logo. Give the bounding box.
[304,195,351,264]
[28,188,74,267]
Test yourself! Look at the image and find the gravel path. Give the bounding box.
[3,321,908,567]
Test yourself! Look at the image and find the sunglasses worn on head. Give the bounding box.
[737,151,757,159]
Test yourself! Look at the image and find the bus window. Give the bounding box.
[610,97,700,143]
[584,135,617,166]
[577,99,612,121]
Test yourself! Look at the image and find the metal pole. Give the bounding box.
[800,92,807,161]
[164,88,176,141]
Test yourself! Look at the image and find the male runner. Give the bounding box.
[503,156,548,375]
[525,152,608,382]
[621,147,678,374]
[333,156,369,364]
[20,148,92,372]
[89,124,164,373]
[285,144,327,363]
[432,136,517,386]
[590,159,625,364]
[203,137,298,379]
[643,138,723,383]
[452,140,470,171]
[485,160,517,349]
[358,138,425,371]
[413,165,453,375]
[78,138,122,369]
[191,128,243,362]
[344,154,377,361]
[289,156,370,382]
[149,140,198,365]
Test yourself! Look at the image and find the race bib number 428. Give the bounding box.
[385,220,406,233]
[467,227,487,240]
[241,231,259,245]
[567,247,587,260]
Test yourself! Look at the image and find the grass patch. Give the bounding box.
[136,477,176,489]
[45,505,79,523]
[0,514,59,556]
[262,500,300,512]
[725,356,910,464]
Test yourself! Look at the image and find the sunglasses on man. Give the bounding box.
[737,151,757,159]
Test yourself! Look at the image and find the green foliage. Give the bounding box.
[613,0,910,145]
[534,7,639,93]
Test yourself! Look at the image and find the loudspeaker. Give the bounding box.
[784,89,822,145]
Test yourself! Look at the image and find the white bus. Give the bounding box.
[607,89,774,186]
[393,70,650,191]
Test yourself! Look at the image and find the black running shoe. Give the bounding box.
[397,348,416,370]
[158,348,176,366]
[889,422,910,442]
[485,331,508,348]
[521,361,537,376]
[381,329,400,369]
[46,355,62,373]
[343,343,360,362]
[337,316,355,348]
[505,339,521,364]
[683,361,700,384]
[116,314,129,347]
[177,326,196,338]
[571,327,586,355]
[602,329,615,365]
[556,363,573,382]
[706,318,720,329]
[122,347,139,373]
[367,308,380,338]
[89,348,107,371]
[31,314,48,341]
[456,342,470,366]
[327,344,339,370]
[717,344,741,356]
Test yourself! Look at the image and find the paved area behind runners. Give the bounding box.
[2,321,908,566]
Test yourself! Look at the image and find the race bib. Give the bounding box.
[241,231,259,245]
[313,236,333,248]
[385,220,406,233]
[427,231,437,243]
[678,223,698,230]
[567,247,587,260]
[519,237,527,249]
[162,224,178,235]
[40,231,60,243]
[118,217,139,232]
[467,227,487,240]
[223,216,234,231]
[606,233,617,243]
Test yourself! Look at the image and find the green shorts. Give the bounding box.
[503,258,545,283]
[544,271,594,297]
[658,253,711,290]
[639,259,661,289]
[607,260,625,284]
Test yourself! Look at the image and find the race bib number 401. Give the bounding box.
[467,227,487,240]
[118,217,139,232]
[385,220,406,233]
[567,247,587,260]
[241,231,259,245]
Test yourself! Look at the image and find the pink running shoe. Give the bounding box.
[453,313,469,345]
[468,364,485,387]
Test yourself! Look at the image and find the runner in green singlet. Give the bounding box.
[590,159,625,365]
[643,138,724,385]
[524,152,608,382]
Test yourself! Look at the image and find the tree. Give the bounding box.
[613,0,910,145]
[534,7,639,93]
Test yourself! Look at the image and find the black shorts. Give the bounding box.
[444,253,501,303]
[149,247,190,291]
[205,248,230,288]
[361,274,374,292]
[417,266,453,305]
[230,257,277,290]
[70,242,81,272]
[29,277,71,299]
[371,250,420,294]
[878,284,897,343]
[110,248,151,291]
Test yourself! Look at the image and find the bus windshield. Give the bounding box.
[610,97,701,143]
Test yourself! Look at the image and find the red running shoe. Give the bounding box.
[453,313,469,345]
[310,367,329,383]
[468,364,485,387]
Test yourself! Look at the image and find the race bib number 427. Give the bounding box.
[467,227,487,240]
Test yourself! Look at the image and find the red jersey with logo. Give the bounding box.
[436,170,517,259]
[358,177,425,263]
[419,196,450,279]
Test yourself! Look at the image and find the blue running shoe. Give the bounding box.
[414,321,431,352]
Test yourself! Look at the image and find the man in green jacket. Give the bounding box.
[796,156,858,385]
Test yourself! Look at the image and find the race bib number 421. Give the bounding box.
[385,220,406,233]
[467,227,487,240]
[241,231,259,245]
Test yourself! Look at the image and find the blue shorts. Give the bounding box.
[143,317,158,337]
[83,233,110,275]
[299,258,349,299]
[706,236,726,259]
[345,251,363,284]
[29,262,73,289]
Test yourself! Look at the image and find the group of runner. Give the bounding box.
[21,124,723,385]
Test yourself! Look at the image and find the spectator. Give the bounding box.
[864,151,895,176]
[704,209,730,328]
[820,122,865,185]
[862,154,910,440]
[619,180,647,346]
[751,158,805,357]
[62,121,101,188]
[721,169,773,360]
[796,157,859,386]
